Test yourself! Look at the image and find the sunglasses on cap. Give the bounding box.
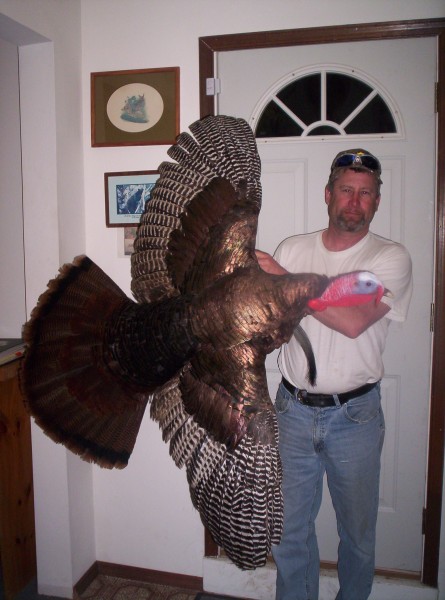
[331,151,381,175]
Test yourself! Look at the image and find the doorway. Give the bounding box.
[199,18,445,586]
[217,36,435,574]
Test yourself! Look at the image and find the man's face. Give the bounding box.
[325,169,380,233]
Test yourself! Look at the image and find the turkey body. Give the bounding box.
[20,115,376,570]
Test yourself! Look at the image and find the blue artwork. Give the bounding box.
[116,183,155,215]
[120,94,148,124]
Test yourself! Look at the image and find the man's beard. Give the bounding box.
[335,211,367,233]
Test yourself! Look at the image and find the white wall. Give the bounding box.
[0,2,89,597]
[0,1,85,265]
[0,0,444,597]
[0,37,26,338]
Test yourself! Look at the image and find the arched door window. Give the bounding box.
[253,67,400,139]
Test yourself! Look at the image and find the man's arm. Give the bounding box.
[255,249,390,338]
[310,302,390,338]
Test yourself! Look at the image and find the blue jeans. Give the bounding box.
[272,381,384,600]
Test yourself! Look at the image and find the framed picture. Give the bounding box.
[105,170,159,227]
[124,226,138,255]
[92,67,179,147]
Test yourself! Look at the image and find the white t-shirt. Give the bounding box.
[275,230,413,394]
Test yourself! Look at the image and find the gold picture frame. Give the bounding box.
[91,67,180,147]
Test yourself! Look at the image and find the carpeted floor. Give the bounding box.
[1,574,245,600]
[77,574,198,599]
[78,575,245,599]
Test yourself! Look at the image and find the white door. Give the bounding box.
[216,37,436,574]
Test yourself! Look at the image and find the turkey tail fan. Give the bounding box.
[20,255,153,468]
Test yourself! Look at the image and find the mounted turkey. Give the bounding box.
[20,115,386,569]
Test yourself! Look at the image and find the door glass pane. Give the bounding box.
[277,73,320,124]
[254,70,397,138]
[345,95,397,134]
[256,103,304,137]
[326,73,371,124]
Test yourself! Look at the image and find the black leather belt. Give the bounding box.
[281,377,378,408]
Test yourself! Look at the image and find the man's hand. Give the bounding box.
[255,250,288,275]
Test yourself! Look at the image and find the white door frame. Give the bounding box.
[199,18,445,587]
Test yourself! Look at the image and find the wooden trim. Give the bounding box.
[199,19,445,118]
[199,39,215,120]
[205,537,219,562]
[199,19,444,51]
[423,28,445,587]
[198,18,445,587]
[74,561,203,596]
[205,527,218,557]
[73,562,99,597]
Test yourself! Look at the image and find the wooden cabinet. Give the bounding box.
[0,359,36,599]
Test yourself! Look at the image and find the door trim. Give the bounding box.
[199,18,445,587]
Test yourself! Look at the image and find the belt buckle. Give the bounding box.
[297,389,308,404]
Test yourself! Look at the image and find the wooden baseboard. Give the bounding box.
[74,561,203,597]
[73,562,99,597]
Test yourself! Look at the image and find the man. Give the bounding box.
[256,149,413,600]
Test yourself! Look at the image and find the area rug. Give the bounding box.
[77,574,197,599]
[8,575,247,600]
